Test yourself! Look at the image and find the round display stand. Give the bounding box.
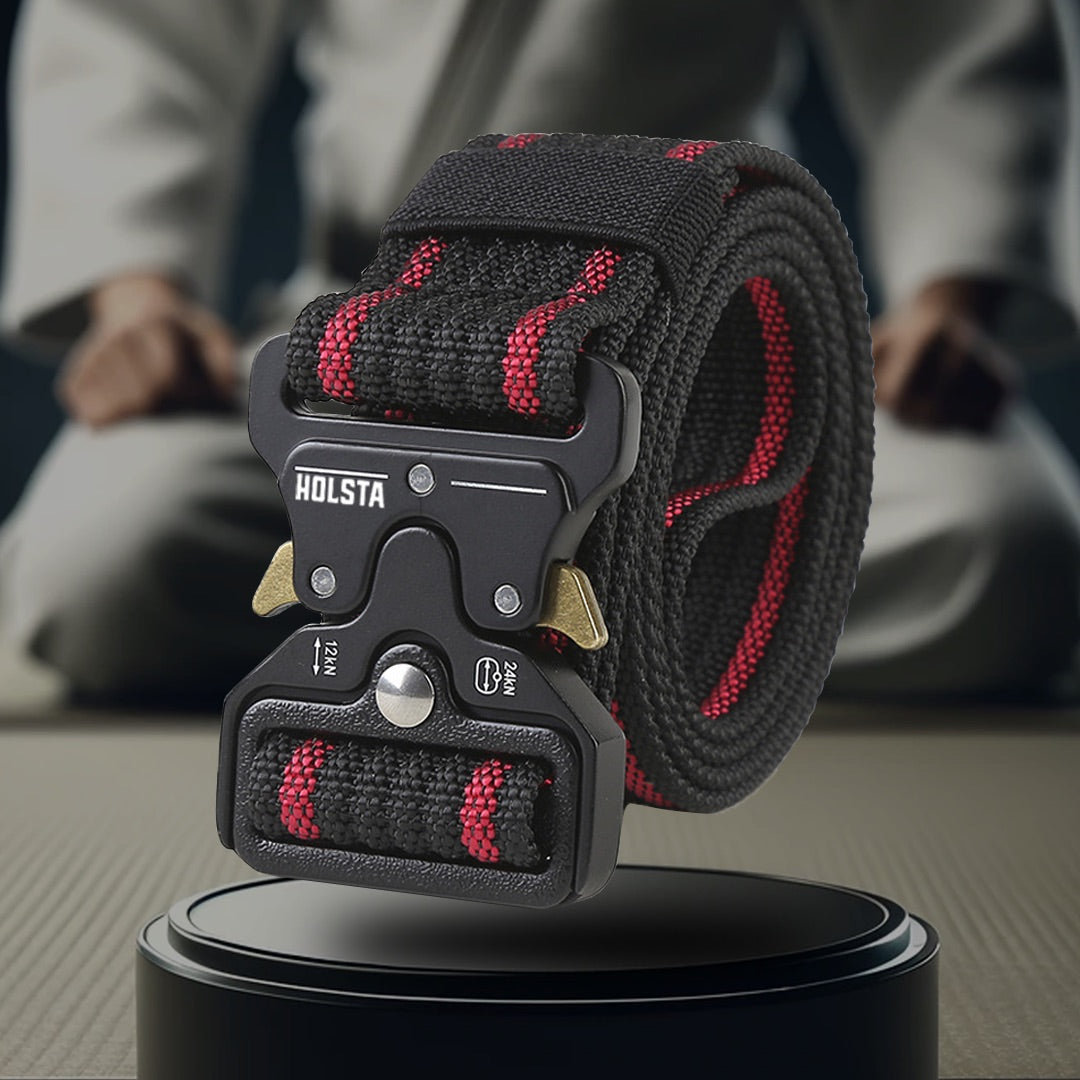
[137,866,938,1078]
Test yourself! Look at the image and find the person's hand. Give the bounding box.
[870,277,1020,432]
[56,272,237,427]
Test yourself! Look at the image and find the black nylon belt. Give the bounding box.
[218,133,874,905]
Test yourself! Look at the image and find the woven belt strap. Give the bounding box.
[249,134,873,867]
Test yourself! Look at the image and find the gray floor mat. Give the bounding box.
[0,703,1077,1078]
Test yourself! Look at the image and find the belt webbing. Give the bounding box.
[251,134,873,864]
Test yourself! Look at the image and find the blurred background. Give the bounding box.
[1,0,1078,708]
[0,0,302,517]
[1,0,1077,521]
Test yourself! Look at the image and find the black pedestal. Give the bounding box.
[137,866,938,1079]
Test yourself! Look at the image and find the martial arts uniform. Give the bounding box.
[1,0,1078,702]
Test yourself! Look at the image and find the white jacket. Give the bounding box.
[1,0,1072,339]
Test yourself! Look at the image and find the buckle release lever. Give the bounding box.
[253,541,610,650]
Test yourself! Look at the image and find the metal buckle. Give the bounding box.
[217,334,641,906]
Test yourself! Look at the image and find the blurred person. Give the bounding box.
[0,0,1078,706]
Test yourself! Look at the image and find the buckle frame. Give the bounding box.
[217,335,641,906]
[247,335,640,631]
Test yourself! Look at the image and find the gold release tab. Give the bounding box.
[252,541,299,616]
[537,564,609,651]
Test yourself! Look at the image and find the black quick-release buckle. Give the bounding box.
[217,334,641,906]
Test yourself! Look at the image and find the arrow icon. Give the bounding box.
[313,637,322,676]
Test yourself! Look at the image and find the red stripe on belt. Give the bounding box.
[497,132,545,149]
[612,700,675,809]
[700,473,809,718]
[317,236,446,401]
[666,276,795,527]
[459,759,512,863]
[279,737,333,840]
[502,247,621,417]
[666,140,719,161]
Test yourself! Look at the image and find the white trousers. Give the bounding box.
[2,388,1078,703]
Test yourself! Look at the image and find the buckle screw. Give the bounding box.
[376,661,435,727]
[493,583,522,616]
[310,565,337,597]
[408,462,436,495]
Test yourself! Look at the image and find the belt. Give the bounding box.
[217,133,874,906]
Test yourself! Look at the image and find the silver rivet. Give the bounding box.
[310,565,337,597]
[376,663,435,727]
[493,583,522,616]
[408,462,436,496]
